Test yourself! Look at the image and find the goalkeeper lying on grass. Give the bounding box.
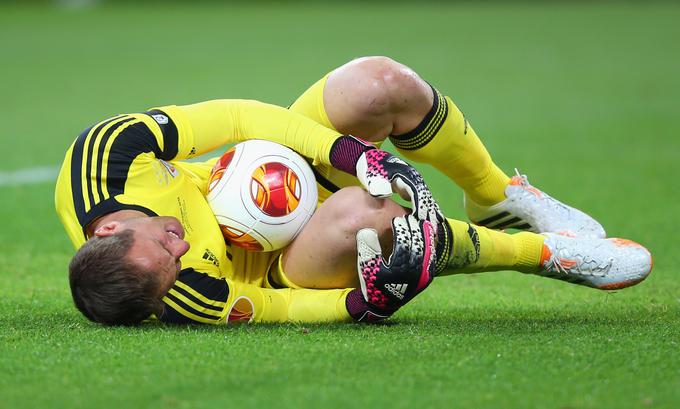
[56,56,652,326]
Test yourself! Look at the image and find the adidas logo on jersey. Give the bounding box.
[384,283,408,299]
[202,249,220,267]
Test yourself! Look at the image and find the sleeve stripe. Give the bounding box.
[85,123,100,205]
[70,115,126,226]
[93,117,137,203]
[175,268,229,303]
[104,121,162,198]
[168,288,222,319]
[168,288,223,317]
[158,269,230,325]
[163,297,219,324]
[173,281,226,310]
[164,292,222,323]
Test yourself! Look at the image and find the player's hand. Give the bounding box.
[356,149,443,223]
[328,135,443,224]
[355,215,437,315]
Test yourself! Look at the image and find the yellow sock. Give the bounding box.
[435,218,544,275]
[390,87,509,206]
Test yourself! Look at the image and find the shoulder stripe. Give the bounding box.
[103,121,161,198]
[85,124,99,206]
[92,117,136,203]
[71,126,91,226]
[70,115,126,226]
[87,117,136,210]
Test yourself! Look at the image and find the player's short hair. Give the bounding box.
[69,229,165,326]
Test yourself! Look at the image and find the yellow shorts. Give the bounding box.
[226,246,284,286]
[264,251,303,289]
[225,246,302,289]
[289,74,370,203]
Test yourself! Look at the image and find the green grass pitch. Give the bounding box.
[1,2,679,408]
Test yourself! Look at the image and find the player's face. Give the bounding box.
[122,216,190,296]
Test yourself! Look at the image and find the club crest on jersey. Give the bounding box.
[227,296,254,323]
[152,114,168,125]
[159,159,179,178]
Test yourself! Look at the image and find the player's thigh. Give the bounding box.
[283,186,407,289]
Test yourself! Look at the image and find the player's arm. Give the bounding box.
[158,268,378,324]
[56,103,335,243]
[156,100,341,165]
[162,100,443,222]
[159,214,437,325]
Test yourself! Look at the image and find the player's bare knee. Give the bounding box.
[339,56,431,117]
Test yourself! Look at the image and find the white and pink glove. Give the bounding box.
[329,135,444,224]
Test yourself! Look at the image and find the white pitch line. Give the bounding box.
[0,166,60,187]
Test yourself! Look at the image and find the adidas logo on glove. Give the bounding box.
[384,283,408,299]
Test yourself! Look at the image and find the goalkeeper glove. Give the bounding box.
[346,215,437,322]
[329,135,443,224]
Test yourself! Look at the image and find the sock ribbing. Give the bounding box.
[390,85,448,151]
[389,88,510,206]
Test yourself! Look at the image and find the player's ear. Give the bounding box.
[94,221,123,237]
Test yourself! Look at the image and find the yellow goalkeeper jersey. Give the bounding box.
[55,100,353,324]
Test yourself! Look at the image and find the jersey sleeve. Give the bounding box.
[153,99,343,166]
[159,268,353,324]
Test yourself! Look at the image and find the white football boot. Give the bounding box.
[537,233,653,290]
[465,170,606,238]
